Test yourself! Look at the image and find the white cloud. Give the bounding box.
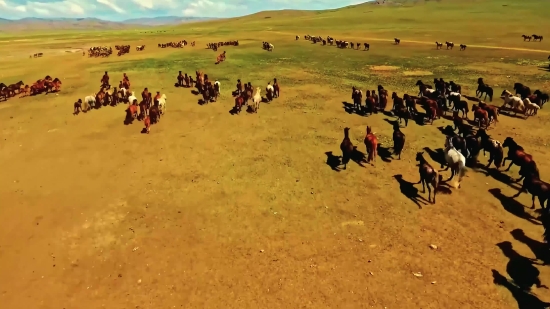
[14,5,27,11]
[96,0,124,13]
[182,0,246,16]
[32,7,50,15]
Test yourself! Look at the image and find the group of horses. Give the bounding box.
[206,40,239,51]
[262,41,274,51]
[88,46,112,57]
[177,71,221,105]
[0,76,62,101]
[435,41,467,50]
[115,45,130,56]
[522,34,544,42]
[339,76,550,211]
[299,34,371,50]
[74,72,166,133]
[231,78,279,114]
[158,40,193,48]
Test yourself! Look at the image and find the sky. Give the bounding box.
[0,0,367,21]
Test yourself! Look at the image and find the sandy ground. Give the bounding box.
[0,32,549,309]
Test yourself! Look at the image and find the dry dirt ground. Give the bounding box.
[1,21,550,309]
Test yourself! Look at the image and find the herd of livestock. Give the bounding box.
[158,40,194,48]
[206,40,239,51]
[0,76,62,101]
[339,76,550,213]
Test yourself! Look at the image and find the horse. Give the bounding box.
[512,169,549,210]
[363,43,370,50]
[524,101,540,116]
[214,80,220,95]
[157,94,166,114]
[128,92,138,106]
[475,129,504,169]
[534,89,549,107]
[522,34,532,41]
[472,104,489,128]
[340,127,354,170]
[415,152,442,204]
[234,95,244,114]
[392,123,405,159]
[443,135,466,188]
[266,83,274,101]
[513,83,531,99]
[435,42,443,49]
[533,34,543,42]
[501,137,536,176]
[83,95,95,110]
[144,116,151,134]
[476,78,493,101]
[252,87,261,113]
[459,44,467,51]
[501,90,525,114]
[445,41,454,49]
[352,87,362,111]
[364,126,378,165]
[394,38,400,44]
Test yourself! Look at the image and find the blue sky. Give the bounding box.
[0,0,366,21]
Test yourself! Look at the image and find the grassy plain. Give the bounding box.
[1,0,550,308]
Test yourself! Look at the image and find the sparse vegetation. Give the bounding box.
[1,1,549,308]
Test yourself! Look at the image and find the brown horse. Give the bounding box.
[415,152,442,204]
[364,126,378,165]
[472,104,489,128]
[512,168,549,210]
[392,123,405,159]
[340,127,354,170]
[502,137,536,177]
[273,78,280,98]
[234,95,244,114]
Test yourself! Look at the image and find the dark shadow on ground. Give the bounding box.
[488,188,541,225]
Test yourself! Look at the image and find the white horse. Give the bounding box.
[443,136,466,188]
[252,87,262,112]
[157,94,167,114]
[214,80,221,95]
[84,94,95,110]
[501,90,524,113]
[268,43,274,51]
[128,91,137,105]
[266,83,274,93]
[524,101,540,116]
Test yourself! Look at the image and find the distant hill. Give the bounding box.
[0,16,219,32]
[121,16,218,26]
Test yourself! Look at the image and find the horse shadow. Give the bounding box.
[261,97,269,103]
[393,174,429,209]
[351,147,367,167]
[123,116,134,125]
[414,112,427,126]
[325,151,342,172]
[496,241,547,291]
[423,147,446,166]
[382,110,394,117]
[140,128,148,134]
[477,166,521,190]
[383,118,399,127]
[341,101,357,114]
[510,228,550,266]
[488,188,541,225]
[229,107,238,115]
[191,90,200,95]
[492,269,550,309]
[377,144,392,162]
